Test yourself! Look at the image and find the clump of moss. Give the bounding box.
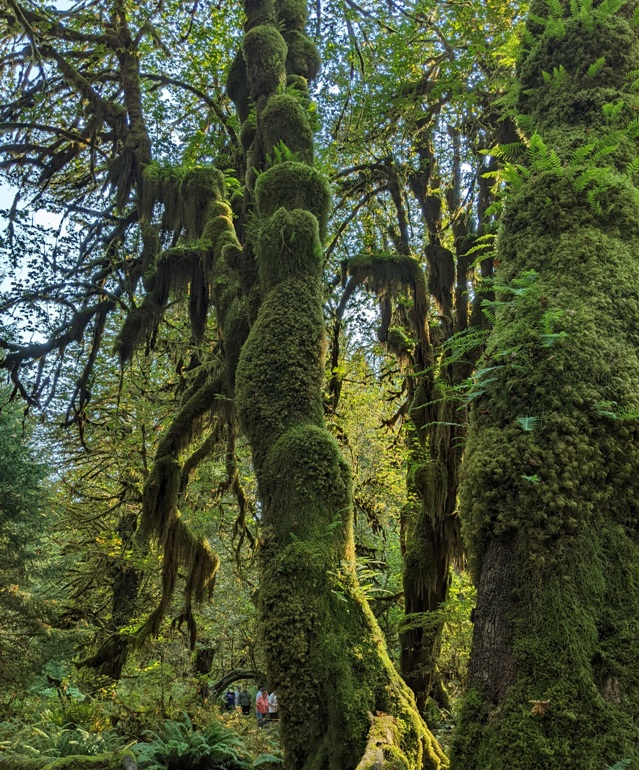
[286,73,311,106]
[245,0,275,28]
[283,30,321,80]
[275,0,308,30]
[258,207,322,290]
[243,25,287,98]
[254,161,330,235]
[261,93,314,163]
[180,167,225,239]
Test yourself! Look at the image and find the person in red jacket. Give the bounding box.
[255,686,269,727]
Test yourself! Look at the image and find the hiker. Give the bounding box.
[238,686,251,715]
[223,688,236,712]
[256,686,269,726]
[268,690,279,721]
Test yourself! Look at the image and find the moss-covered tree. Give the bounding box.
[320,0,521,710]
[451,0,639,766]
[231,2,444,767]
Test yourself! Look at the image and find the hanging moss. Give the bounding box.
[348,253,429,325]
[243,25,288,98]
[254,161,330,235]
[180,167,225,240]
[261,93,314,163]
[282,30,321,80]
[116,293,164,363]
[275,0,308,30]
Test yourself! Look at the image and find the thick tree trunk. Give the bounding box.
[233,3,445,768]
[451,2,639,767]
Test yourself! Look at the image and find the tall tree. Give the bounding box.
[319,0,521,709]
[451,0,639,766]
[231,2,443,767]
[0,0,446,766]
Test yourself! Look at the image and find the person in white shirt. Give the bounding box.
[268,691,279,721]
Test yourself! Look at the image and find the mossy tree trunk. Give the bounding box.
[233,2,445,768]
[451,2,639,767]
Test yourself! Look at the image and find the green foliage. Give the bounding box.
[515,416,539,432]
[134,714,252,770]
[0,720,123,758]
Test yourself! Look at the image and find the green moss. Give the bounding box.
[452,4,639,767]
[0,756,119,770]
[261,93,314,163]
[179,167,224,239]
[245,0,275,28]
[235,276,325,466]
[283,30,321,80]
[232,3,445,766]
[258,207,322,290]
[226,49,250,122]
[202,214,235,248]
[240,120,257,150]
[276,0,308,30]
[349,253,429,323]
[243,25,287,98]
[254,161,330,236]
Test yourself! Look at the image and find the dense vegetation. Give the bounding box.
[0,0,637,768]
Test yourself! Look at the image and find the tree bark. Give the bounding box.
[451,2,639,767]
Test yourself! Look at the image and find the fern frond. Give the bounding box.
[517,416,540,431]
[546,0,564,18]
[587,57,606,77]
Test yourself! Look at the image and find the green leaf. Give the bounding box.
[516,416,540,431]
[587,56,606,77]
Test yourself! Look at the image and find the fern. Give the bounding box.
[516,416,540,431]
[602,99,625,123]
[134,715,252,770]
[546,0,564,18]
[587,56,606,77]
[605,761,632,770]
[253,754,283,767]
